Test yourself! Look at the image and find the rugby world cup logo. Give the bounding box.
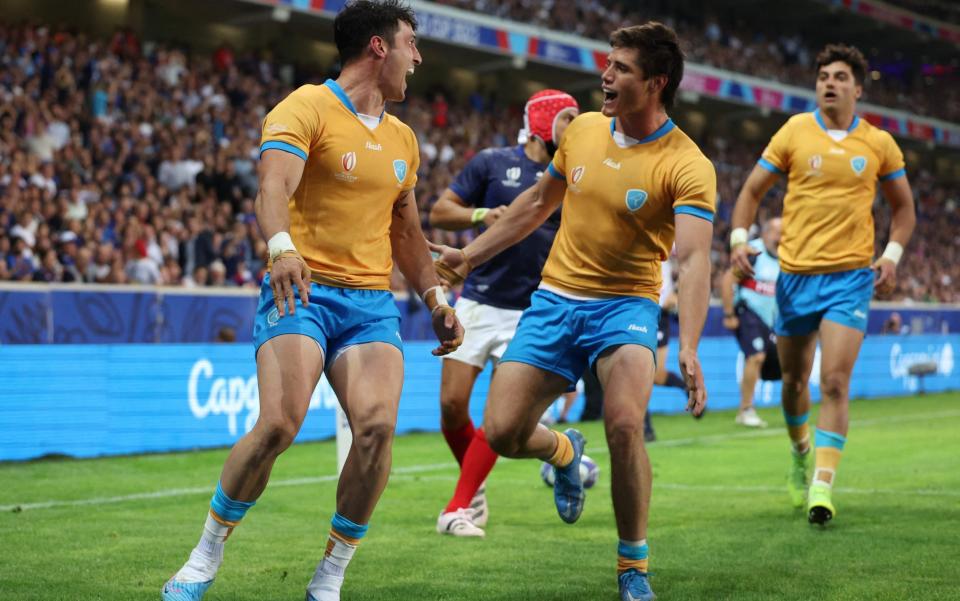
[851,156,867,176]
[341,151,357,172]
[571,166,585,185]
[809,154,822,171]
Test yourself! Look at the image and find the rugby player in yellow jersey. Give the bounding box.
[162,3,463,600]
[729,44,915,526]
[432,23,714,601]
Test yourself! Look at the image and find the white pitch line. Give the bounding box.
[0,462,452,513]
[3,409,959,513]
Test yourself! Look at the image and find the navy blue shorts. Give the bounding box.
[735,304,775,358]
[656,310,671,349]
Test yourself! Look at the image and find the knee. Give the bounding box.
[605,416,644,449]
[439,393,471,429]
[820,371,849,401]
[484,422,520,457]
[254,417,300,455]
[351,416,395,457]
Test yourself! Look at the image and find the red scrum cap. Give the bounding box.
[517,89,579,145]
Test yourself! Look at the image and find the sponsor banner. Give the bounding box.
[249,0,960,147]
[2,285,959,343]
[1,336,955,460]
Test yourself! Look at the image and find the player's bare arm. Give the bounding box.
[429,188,507,230]
[675,213,713,416]
[873,175,916,294]
[390,188,464,356]
[256,149,311,317]
[430,172,566,285]
[720,268,739,331]
[730,164,780,277]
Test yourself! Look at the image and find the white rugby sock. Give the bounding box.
[175,512,231,583]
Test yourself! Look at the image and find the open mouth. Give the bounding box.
[603,88,618,102]
[824,91,837,100]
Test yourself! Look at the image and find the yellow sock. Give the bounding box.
[547,431,573,468]
[813,428,846,485]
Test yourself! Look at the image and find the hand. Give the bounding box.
[678,348,707,417]
[872,257,897,296]
[722,315,739,331]
[483,205,508,227]
[730,243,759,279]
[270,252,311,317]
[427,240,471,286]
[430,305,464,356]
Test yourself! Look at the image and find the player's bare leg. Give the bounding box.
[777,332,818,508]
[484,361,585,525]
[221,336,323,497]
[597,344,656,600]
[736,352,767,427]
[483,362,570,460]
[807,321,863,524]
[439,358,482,461]
[306,342,403,600]
[437,359,489,537]
[163,334,322,600]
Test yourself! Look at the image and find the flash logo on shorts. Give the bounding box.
[628,324,648,333]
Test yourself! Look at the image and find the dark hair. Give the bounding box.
[816,44,868,85]
[334,0,417,66]
[609,22,684,109]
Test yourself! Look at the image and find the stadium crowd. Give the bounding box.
[0,23,956,303]
[436,0,960,123]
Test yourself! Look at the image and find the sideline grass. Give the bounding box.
[2,393,958,600]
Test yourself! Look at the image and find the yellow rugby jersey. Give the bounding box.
[759,110,905,274]
[260,80,419,289]
[543,112,716,301]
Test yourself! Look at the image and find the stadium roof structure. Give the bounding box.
[243,0,960,149]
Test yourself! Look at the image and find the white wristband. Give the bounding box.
[730,227,748,248]
[881,241,903,265]
[268,232,296,261]
[422,285,449,314]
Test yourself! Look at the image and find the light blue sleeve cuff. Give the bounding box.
[260,140,308,161]
[547,162,565,180]
[757,158,784,175]
[674,205,715,223]
[879,168,905,182]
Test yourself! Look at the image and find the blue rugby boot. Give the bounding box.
[618,569,655,601]
[553,428,586,524]
[161,577,213,601]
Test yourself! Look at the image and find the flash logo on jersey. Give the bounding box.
[341,152,357,172]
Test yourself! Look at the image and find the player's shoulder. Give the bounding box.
[280,83,326,105]
[666,126,715,172]
[566,111,608,136]
[382,113,418,145]
[856,117,899,149]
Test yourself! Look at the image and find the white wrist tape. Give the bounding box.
[268,232,297,261]
[881,241,903,265]
[422,285,450,314]
[729,227,748,248]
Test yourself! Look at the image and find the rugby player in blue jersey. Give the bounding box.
[720,218,781,427]
[428,90,579,537]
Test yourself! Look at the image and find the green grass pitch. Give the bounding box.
[2,392,958,600]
